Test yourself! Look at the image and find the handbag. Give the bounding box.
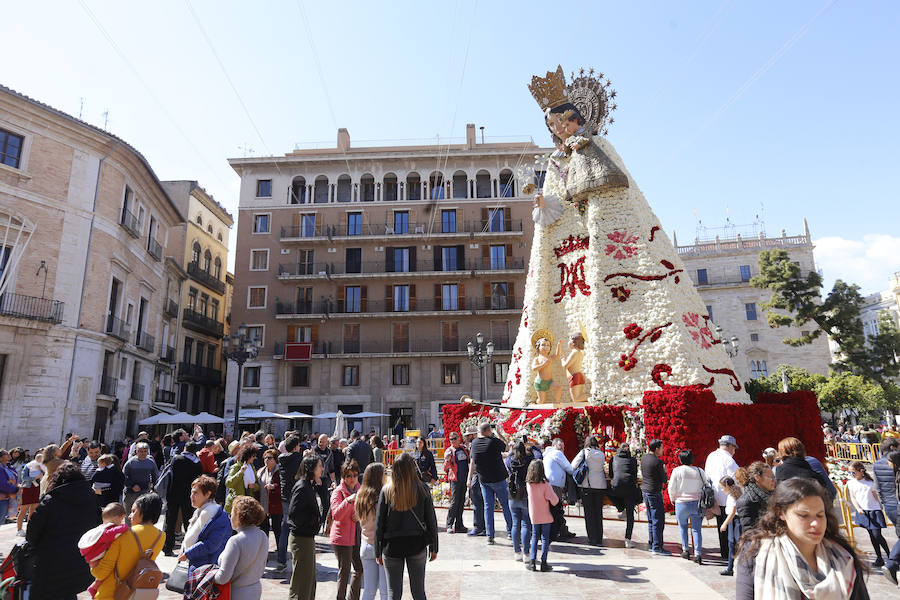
[694,467,717,512]
[573,450,588,486]
[165,563,189,594]
[8,542,35,583]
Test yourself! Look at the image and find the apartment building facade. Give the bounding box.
[160,181,233,417]
[676,220,832,384]
[227,125,544,434]
[0,85,185,447]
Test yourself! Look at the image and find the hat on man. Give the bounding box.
[762,447,777,457]
[718,434,738,448]
[464,427,478,436]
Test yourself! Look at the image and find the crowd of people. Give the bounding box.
[1,421,899,599]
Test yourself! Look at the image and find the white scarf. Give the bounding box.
[753,535,856,600]
[181,500,219,553]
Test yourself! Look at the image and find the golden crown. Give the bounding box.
[528,66,568,111]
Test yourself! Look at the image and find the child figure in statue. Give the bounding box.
[531,336,562,404]
[562,333,587,402]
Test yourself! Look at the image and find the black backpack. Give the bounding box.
[508,458,530,500]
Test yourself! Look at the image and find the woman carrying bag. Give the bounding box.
[412,438,436,485]
[571,437,607,547]
[225,444,260,515]
[607,445,639,548]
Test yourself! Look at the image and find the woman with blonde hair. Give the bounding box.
[355,462,388,600]
[375,452,438,600]
[40,444,63,495]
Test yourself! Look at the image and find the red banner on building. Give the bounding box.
[284,342,312,361]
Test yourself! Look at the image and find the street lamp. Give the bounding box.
[715,325,740,358]
[467,332,495,402]
[223,323,258,438]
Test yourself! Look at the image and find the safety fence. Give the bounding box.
[826,442,881,463]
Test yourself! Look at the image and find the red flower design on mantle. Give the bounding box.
[682,312,715,349]
[553,256,592,303]
[605,230,640,260]
[610,286,631,302]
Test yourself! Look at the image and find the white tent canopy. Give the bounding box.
[311,412,339,419]
[137,414,163,425]
[153,412,196,425]
[192,412,226,424]
[238,409,282,421]
[351,411,389,418]
[278,411,313,419]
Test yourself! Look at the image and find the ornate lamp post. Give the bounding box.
[467,332,495,402]
[223,323,258,438]
[715,325,740,358]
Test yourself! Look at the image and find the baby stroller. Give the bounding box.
[0,541,34,600]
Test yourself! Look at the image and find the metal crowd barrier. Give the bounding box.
[826,442,881,464]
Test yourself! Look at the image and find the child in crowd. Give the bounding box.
[718,474,743,577]
[847,460,890,567]
[78,502,130,598]
[525,459,559,572]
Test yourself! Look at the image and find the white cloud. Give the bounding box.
[814,234,900,295]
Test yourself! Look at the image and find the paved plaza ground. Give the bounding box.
[2,503,898,599]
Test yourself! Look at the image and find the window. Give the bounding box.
[740,265,751,282]
[489,283,509,310]
[213,256,222,279]
[288,324,311,342]
[248,287,267,308]
[207,224,213,234]
[493,362,509,384]
[301,214,317,237]
[697,269,708,285]
[202,249,212,272]
[488,208,505,232]
[392,364,410,386]
[343,324,360,353]
[442,284,458,310]
[291,366,310,387]
[441,210,457,233]
[390,407,413,431]
[0,129,24,168]
[441,321,459,351]
[442,363,459,385]
[392,322,409,352]
[199,293,209,317]
[243,366,261,388]
[345,248,362,274]
[801,330,810,338]
[745,302,758,321]
[347,213,362,236]
[210,299,219,321]
[188,288,198,311]
[393,212,409,234]
[246,325,264,346]
[191,242,201,264]
[442,247,458,271]
[750,333,759,342]
[298,249,314,275]
[393,285,410,312]
[120,356,128,379]
[751,360,768,379]
[196,214,203,226]
[250,249,269,271]
[393,248,410,272]
[256,179,272,197]
[490,245,506,270]
[342,365,359,386]
[345,286,361,313]
[253,214,270,233]
[217,231,223,242]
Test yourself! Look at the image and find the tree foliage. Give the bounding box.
[744,365,826,401]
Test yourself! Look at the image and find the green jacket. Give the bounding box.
[224,460,259,514]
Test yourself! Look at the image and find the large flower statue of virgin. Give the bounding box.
[504,66,749,407]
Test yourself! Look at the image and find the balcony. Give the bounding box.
[120,208,141,238]
[159,343,176,363]
[0,292,64,324]
[182,308,224,337]
[306,338,514,356]
[280,223,325,240]
[278,258,524,279]
[99,375,118,396]
[275,297,523,318]
[147,238,162,261]
[280,220,525,241]
[187,261,226,294]
[106,315,131,341]
[155,389,176,405]
[178,362,223,386]
[164,298,179,319]
[130,382,145,402]
[136,331,156,354]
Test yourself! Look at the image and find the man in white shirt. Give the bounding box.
[704,434,739,560]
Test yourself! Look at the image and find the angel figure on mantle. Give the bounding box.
[531,331,562,404]
[562,333,587,403]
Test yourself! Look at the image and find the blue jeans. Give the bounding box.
[885,504,900,571]
[675,501,702,556]
[278,517,290,564]
[509,498,532,555]
[361,544,388,600]
[643,491,665,552]
[480,480,513,539]
[0,497,9,522]
[530,522,551,562]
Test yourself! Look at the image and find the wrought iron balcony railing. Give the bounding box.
[182,308,224,337]
[0,292,64,323]
[99,375,118,396]
[106,315,131,341]
[147,237,162,261]
[120,208,141,238]
[178,362,223,385]
[186,262,226,294]
[136,331,156,354]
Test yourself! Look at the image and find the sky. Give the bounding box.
[3,1,899,295]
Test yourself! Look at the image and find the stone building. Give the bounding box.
[676,220,832,384]
[227,125,544,435]
[0,85,184,447]
[160,181,233,417]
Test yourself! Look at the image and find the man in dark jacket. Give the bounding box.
[288,457,324,600]
[640,438,670,555]
[875,438,900,523]
[346,429,374,480]
[163,441,203,555]
[26,463,100,599]
[278,436,303,569]
[608,446,639,547]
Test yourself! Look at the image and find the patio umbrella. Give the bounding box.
[137,414,163,425]
[154,412,196,425]
[278,411,313,419]
[351,411,389,418]
[238,408,281,420]
[192,412,226,424]
[311,412,339,419]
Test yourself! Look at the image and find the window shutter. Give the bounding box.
[292,213,300,227]
[433,246,442,271]
[337,286,345,312]
[481,207,488,226]
[456,245,465,270]
[508,282,516,307]
[360,286,367,312]
[482,245,489,268]
[459,282,466,310]
[385,246,394,272]
[288,325,297,342]
[409,246,417,272]
[434,284,441,310]
[483,282,490,307]
[385,285,393,312]
[409,284,416,310]
[310,324,319,345]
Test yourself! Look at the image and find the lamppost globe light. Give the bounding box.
[486,341,494,357]
[222,335,230,350]
[238,322,247,337]
[476,332,484,345]
[467,341,475,357]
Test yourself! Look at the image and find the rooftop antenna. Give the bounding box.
[101,109,109,130]
[479,126,485,144]
[78,97,84,120]
[238,143,254,157]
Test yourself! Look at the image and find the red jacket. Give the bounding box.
[197,448,217,474]
[263,467,283,515]
[329,480,359,547]
[443,445,469,482]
